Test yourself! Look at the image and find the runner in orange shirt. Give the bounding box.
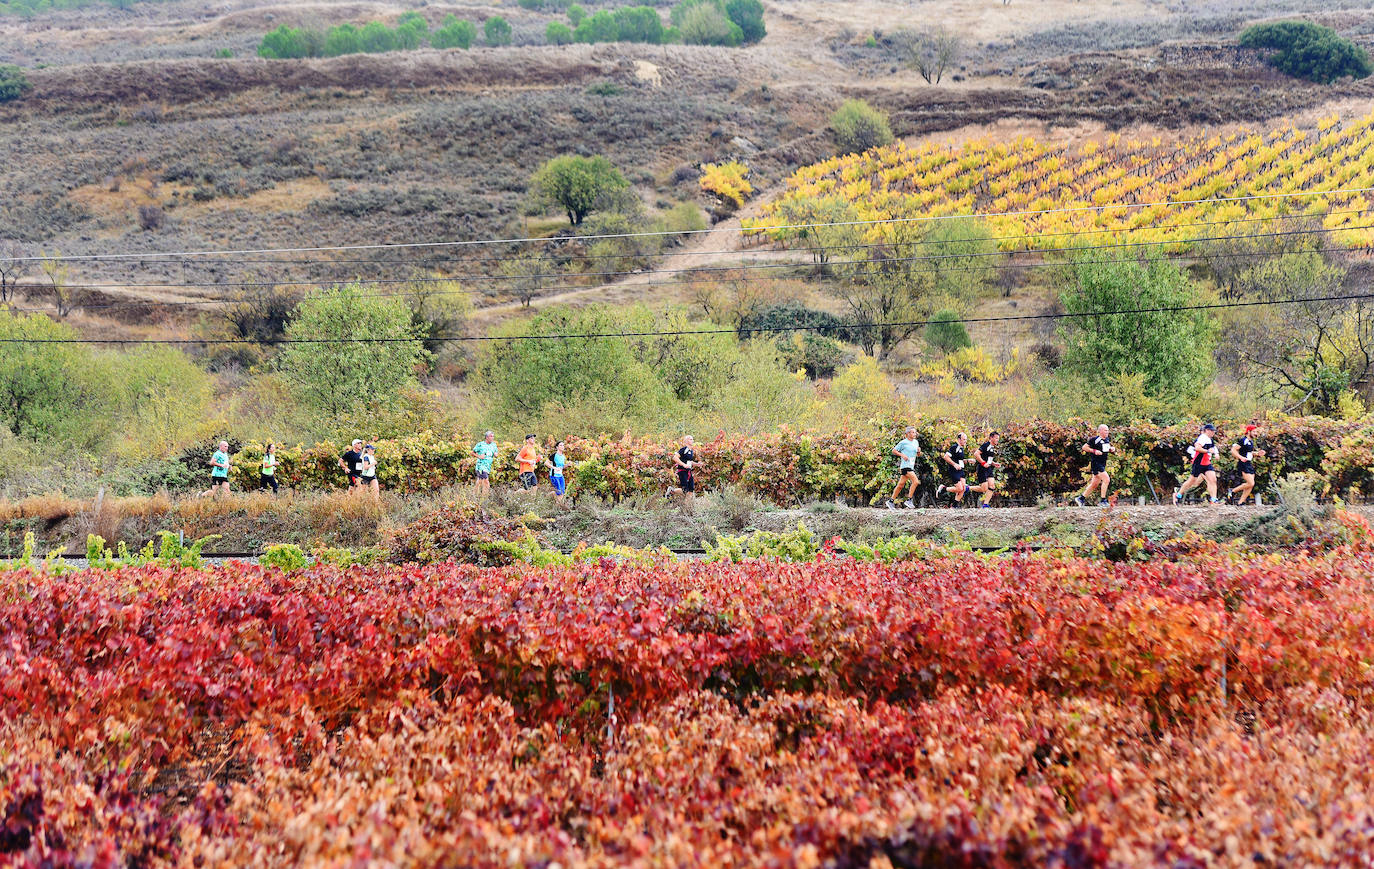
[516,434,542,490]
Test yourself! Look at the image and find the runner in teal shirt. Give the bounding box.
[473,431,498,496]
[200,440,231,498]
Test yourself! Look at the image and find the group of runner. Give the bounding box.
[471,431,570,506]
[884,422,1268,509]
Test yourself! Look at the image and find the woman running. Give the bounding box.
[1228,423,1266,505]
[1174,423,1221,505]
[1073,424,1112,507]
[935,432,969,506]
[666,435,701,511]
[360,443,379,503]
[547,440,569,507]
[200,440,232,497]
[259,442,279,494]
[966,431,1001,508]
[472,431,498,495]
[885,427,921,510]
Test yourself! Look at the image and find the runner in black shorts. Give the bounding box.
[935,432,969,506]
[1227,423,1266,505]
[666,435,702,512]
[966,431,1001,508]
[1073,424,1112,507]
[1174,423,1220,505]
[338,439,363,492]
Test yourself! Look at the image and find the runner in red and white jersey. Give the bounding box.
[1174,423,1221,505]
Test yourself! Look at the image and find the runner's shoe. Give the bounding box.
[1073,495,1086,507]
[1098,499,1109,507]
[935,484,945,497]
[885,499,896,510]
[903,500,915,509]
[1172,488,1182,506]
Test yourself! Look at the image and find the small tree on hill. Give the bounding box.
[547,21,574,45]
[360,21,398,53]
[432,16,476,50]
[395,12,429,49]
[893,27,961,84]
[484,16,513,46]
[531,155,631,226]
[323,23,363,56]
[830,99,894,155]
[1240,20,1372,84]
[724,0,765,43]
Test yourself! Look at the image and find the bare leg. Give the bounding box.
[1204,471,1218,502]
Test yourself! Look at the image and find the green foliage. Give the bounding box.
[484,15,512,46]
[0,64,32,102]
[924,309,973,353]
[323,23,363,56]
[567,3,585,26]
[1240,20,1372,84]
[432,14,476,49]
[675,1,742,46]
[546,20,574,45]
[835,534,969,562]
[530,154,630,226]
[613,6,664,43]
[104,346,214,460]
[1057,253,1215,411]
[359,20,398,53]
[312,546,385,567]
[777,332,845,380]
[724,0,765,43]
[574,10,618,43]
[830,98,894,156]
[0,310,94,443]
[704,522,820,562]
[923,216,999,305]
[277,284,428,425]
[395,12,429,49]
[261,543,309,572]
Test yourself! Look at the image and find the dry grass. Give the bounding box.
[0,494,85,524]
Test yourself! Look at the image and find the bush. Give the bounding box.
[546,21,573,45]
[698,161,752,209]
[432,15,476,49]
[359,21,398,53]
[737,302,852,342]
[568,3,585,26]
[394,12,428,49]
[613,6,665,43]
[724,0,765,43]
[323,23,363,56]
[256,25,316,59]
[677,2,742,46]
[484,15,513,46]
[136,204,164,231]
[573,10,618,43]
[261,543,309,572]
[923,309,972,353]
[1240,20,1372,84]
[530,154,631,226]
[387,502,532,565]
[830,99,894,155]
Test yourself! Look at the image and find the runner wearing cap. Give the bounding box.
[339,439,364,492]
[1073,424,1113,507]
[1174,423,1221,505]
[1227,423,1267,505]
[516,434,542,490]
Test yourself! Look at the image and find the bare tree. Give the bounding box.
[0,241,26,304]
[893,27,962,85]
[39,252,76,317]
[498,255,545,308]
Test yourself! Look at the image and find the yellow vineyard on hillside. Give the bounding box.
[746,113,1374,250]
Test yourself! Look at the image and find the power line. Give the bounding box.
[11,184,1374,263]
[10,291,1373,346]
[11,221,1373,312]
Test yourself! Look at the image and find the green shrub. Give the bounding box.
[257,25,315,59]
[924,309,972,353]
[359,21,398,53]
[395,12,429,49]
[830,98,894,155]
[613,6,664,43]
[1240,20,1372,83]
[261,543,309,572]
[704,522,820,563]
[323,23,363,56]
[546,21,574,45]
[432,15,476,49]
[724,0,765,43]
[574,10,618,43]
[676,2,742,46]
[215,48,234,59]
[484,15,513,46]
[568,3,585,26]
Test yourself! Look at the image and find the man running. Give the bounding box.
[666,435,701,511]
[1074,424,1113,507]
[516,434,542,490]
[1174,423,1221,505]
[472,431,498,495]
[339,439,363,493]
[966,431,1001,508]
[199,440,232,497]
[885,426,921,510]
[1228,423,1266,505]
[935,432,970,506]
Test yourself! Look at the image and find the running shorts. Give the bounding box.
[552,474,567,496]
[519,471,537,489]
[977,464,995,483]
[1237,461,1255,476]
[1191,458,1211,477]
[677,469,695,493]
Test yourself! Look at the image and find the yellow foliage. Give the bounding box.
[918,347,1020,384]
[699,162,753,208]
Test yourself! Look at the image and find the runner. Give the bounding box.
[1073,424,1113,507]
[885,426,921,510]
[360,443,379,503]
[935,432,970,506]
[199,440,232,497]
[1174,423,1221,505]
[472,431,498,495]
[966,431,1002,508]
[338,439,364,493]
[666,435,701,511]
[259,442,279,494]
[547,440,569,507]
[1227,423,1267,505]
[516,434,542,491]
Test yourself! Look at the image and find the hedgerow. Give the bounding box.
[221,416,1364,504]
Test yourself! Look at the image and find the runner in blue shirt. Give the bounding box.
[547,440,569,507]
[472,431,498,496]
[199,440,232,498]
[885,426,921,509]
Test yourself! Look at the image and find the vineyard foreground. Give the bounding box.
[5,517,1374,866]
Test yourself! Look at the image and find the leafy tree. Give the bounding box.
[1241,20,1372,84]
[0,310,91,442]
[323,23,363,56]
[394,12,429,49]
[573,10,618,43]
[432,15,476,49]
[923,216,999,305]
[546,20,574,44]
[0,65,32,102]
[257,25,316,59]
[1057,253,1215,410]
[832,223,938,359]
[359,21,398,53]
[613,6,664,43]
[893,27,961,84]
[830,99,894,155]
[737,302,853,343]
[678,2,742,45]
[107,347,214,459]
[484,15,512,46]
[724,0,765,43]
[278,284,428,421]
[568,3,586,26]
[530,155,631,226]
[924,310,972,353]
